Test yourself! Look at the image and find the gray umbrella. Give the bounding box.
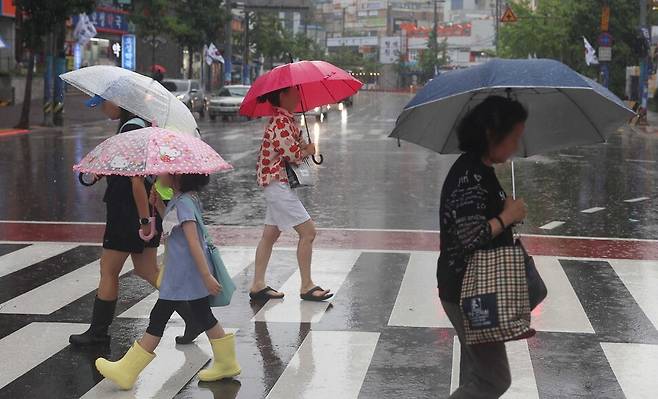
[390,58,635,197]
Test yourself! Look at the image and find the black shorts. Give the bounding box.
[102,176,162,254]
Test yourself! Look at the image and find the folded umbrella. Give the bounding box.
[73,127,232,177]
[60,65,198,137]
[241,60,362,165]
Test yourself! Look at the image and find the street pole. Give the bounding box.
[639,0,649,121]
[224,0,233,85]
[433,0,438,52]
[495,0,500,53]
[243,11,250,85]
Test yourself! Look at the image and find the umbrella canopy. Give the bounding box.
[151,64,167,74]
[73,127,232,177]
[240,60,363,117]
[390,58,635,156]
[60,66,198,137]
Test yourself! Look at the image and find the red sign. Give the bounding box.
[1,0,16,17]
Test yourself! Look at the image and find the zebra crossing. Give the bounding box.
[0,242,657,398]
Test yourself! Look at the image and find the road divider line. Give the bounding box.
[539,221,565,230]
[581,207,605,214]
[624,197,650,203]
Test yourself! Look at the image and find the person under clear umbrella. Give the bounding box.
[69,95,203,346]
[438,96,528,398]
[249,86,332,301]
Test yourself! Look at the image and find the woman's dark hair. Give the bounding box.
[118,108,151,131]
[457,95,528,156]
[178,174,210,193]
[256,87,291,107]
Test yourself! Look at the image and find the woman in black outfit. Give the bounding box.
[70,96,201,346]
[438,96,529,398]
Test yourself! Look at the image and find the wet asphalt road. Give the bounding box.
[0,91,655,239]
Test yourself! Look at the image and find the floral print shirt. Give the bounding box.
[256,107,304,187]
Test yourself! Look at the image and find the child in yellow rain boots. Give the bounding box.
[95,173,240,390]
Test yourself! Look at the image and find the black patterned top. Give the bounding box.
[437,153,513,303]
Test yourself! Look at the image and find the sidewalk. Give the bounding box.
[0,92,104,131]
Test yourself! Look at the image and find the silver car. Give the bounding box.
[162,79,207,118]
[208,85,251,120]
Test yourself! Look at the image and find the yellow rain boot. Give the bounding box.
[198,333,241,381]
[95,341,155,390]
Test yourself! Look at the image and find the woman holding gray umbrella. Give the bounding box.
[438,96,528,398]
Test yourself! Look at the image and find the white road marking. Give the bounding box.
[601,342,658,399]
[266,331,380,399]
[624,197,650,203]
[625,159,657,164]
[581,207,605,214]
[0,322,88,389]
[609,259,658,331]
[531,257,594,333]
[0,243,78,278]
[539,221,565,230]
[388,252,451,328]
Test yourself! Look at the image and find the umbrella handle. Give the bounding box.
[138,217,156,241]
[78,172,99,187]
[312,154,324,165]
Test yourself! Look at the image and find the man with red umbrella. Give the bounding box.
[241,60,362,301]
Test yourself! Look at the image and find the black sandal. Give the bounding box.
[249,286,284,300]
[300,286,333,302]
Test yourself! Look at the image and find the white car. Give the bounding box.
[208,85,250,120]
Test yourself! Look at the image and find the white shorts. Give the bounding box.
[263,182,311,230]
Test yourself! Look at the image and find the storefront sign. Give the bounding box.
[327,36,378,47]
[599,46,612,62]
[72,8,130,35]
[73,43,82,70]
[0,0,16,17]
[121,34,136,70]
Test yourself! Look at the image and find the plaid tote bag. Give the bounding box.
[460,243,536,345]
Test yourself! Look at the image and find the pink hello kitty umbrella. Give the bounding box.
[74,127,232,241]
[73,127,232,177]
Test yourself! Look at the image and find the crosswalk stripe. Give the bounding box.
[118,247,255,319]
[539,221,565,230]
[531,256,594,333]
[252,249,360,323]
[81,326,239,399]
[601,342,658,399]
[266,331,380,399]
[0,247,163,315]
[608,259,658,331]
[0,322,88,389]
[581,207,605,214]
[450,337,539,398]
[388,252,451,328]
[0,243,78,278]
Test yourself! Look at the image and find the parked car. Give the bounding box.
[208,85,251,120]
[162,79,207,118]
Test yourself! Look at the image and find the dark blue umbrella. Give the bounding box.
[390,58,634,157]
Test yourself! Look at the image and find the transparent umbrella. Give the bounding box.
[60,65,198,137]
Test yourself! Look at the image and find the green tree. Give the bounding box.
[131,0,170,72]
[166,0,225,78]
[251,12,289,68]
[14,0,95,129]
[418,30,449,82]
[499,0,640,97]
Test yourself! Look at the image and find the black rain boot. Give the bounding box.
[69,296,117,346]
[175,301,205,344]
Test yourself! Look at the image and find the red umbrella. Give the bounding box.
[240,60,362,164]
[151,64,167,74]
[239,60,362,118]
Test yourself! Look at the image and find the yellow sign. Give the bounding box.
[501,6,518,23]
[601,5,610,32]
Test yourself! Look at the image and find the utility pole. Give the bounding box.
[495,0,501,53]
[224,0,233,85]
[639,0,649,122]
[243,11,250,85]
[433,0,438,52]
